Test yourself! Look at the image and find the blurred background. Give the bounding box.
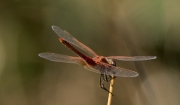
[0,0,180,105]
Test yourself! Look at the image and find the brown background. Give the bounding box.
[0,0,180,105]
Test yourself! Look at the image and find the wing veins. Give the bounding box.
[106,56,157,61]
[52,26,98,57]
[38,52,85,65]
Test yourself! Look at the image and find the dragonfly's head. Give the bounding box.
[104,58,116,66]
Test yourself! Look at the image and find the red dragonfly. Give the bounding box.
[39,26,156,94]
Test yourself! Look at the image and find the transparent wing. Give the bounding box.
[108,67,139,77]
[39,52,101,73]
[84,65,100,74]
[106,56,157,61]
[38,52,86,65]
[52,26,98,57]
[38,53,139,77]
[84,64,138,77]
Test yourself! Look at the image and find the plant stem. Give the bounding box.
[107,77,115,105]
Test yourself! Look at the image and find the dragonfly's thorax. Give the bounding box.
[93,56,103,62]
[93,56,116,66]
[91,56,116,76]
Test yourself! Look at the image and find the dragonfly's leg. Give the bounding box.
[104,74,112,82]
[106,75,112,82]
[99,74,104,87]
[112,76,116,79]
[99,74,114,96]
[103,74,109,82]
[107,75,117,82]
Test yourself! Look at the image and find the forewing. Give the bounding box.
[106,56,157,61]
[108,67,139,77]
[38,52,85,65]
[52,26,98,57]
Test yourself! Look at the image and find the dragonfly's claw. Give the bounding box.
[99,86,114,96]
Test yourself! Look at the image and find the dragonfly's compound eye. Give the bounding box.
[111,60,116,66]
[105,58,116,66]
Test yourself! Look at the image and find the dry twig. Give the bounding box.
[107,77,115,105]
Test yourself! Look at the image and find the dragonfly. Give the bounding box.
[39,26,157,94]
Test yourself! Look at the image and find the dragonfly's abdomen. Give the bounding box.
[59,38,96,66]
